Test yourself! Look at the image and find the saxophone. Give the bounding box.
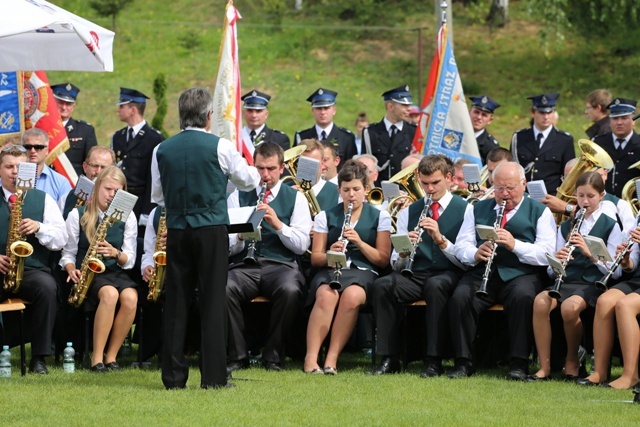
[3,190,34,293]
[68,215,114,307]
[147,208,167,302]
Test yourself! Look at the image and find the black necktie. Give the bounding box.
[128,127,134,143]
[321,130,327,140]
[536,133,543,147]
[250,130,256,143]
[616,138,625,154]
[390,125,398,139]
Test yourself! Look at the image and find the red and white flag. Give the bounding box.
[211,1,252,164]
[23,71,78,186]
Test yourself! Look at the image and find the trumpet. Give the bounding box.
[595,235,634,291]
[548,208,586,300]
[244,182,268,265]
[401,195,433,278]
[328,201,354,290]
[366,187,384,205]
[477,200,507,298]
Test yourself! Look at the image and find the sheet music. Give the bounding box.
[106,190,138,222]
[583,235,613,263]
[381,181,400,200]
[17,162,36,190]
[462,164,482,184]
[74,175,95,202]
[635,180,640,200]
[475,224,499,241]
[526,180,547,201]
[546,253,566,276]
[391,234,413,255]
[297,156,320,185]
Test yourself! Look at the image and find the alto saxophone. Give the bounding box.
[3,190,34,293]
[68,215,115,307]
[147,208,167,302]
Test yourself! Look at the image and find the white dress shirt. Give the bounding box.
[150,127,260,206]
[60,208,138,270]
[454,198,556,267]
[600,196,636,236]
[141,206,159,272]
[2,187,67,251]
[315,123,334,140]
[228,181,312,256]
[548,206,622,278]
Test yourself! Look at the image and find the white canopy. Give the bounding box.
[0,0,114,72]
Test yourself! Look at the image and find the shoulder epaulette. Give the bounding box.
[337,126,353,134]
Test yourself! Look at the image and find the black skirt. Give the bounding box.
[547,282,602,308]
[306,267,376,306]
[84,269,137,311]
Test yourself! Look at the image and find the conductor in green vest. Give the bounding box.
[371,154,468,377]
[226,142,312,372]
[151,87,260,390]
[450,162,556,380]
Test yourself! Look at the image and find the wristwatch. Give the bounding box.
[564,204,574,215]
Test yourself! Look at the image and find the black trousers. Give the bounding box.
[226,258,303,364]
[448,271,543,362]
[372,270,460,358]
[1,269,57,356]
[161,225,228,389]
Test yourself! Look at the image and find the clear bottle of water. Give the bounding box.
[63,342,75,374]
[0,345,11,378]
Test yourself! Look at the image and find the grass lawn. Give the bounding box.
[0,351,636,426]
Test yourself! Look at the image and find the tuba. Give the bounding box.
[3,190,34,293]
[621,159,640,217]
[553,139,613,224]
[281,145,322,217]
[68,214,115,307]
[147,208,167,302]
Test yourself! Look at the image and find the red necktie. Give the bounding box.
[8,194,17,209]
[263,189,272,204]
[430,201,440,220]
[500,209,512,228]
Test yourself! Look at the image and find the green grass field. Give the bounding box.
[0,351,637,426]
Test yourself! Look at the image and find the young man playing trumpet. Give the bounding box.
[371,154,467,376]
[450,162,556,380]
[226,142,312,372]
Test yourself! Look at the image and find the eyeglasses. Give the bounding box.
[1,145,27,153]
[86,163,108,170]
[494,185,519,193]
[23,144,47,151]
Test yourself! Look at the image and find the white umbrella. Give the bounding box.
[0,0,114,72]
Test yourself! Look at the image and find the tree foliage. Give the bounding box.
[151,74,168,138]
[89,0,134,31]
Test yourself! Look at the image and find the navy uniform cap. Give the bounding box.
[607,97,637,118]
[527,93,559,113]
[382,84,412,105]
[470,95,500,114]
[117,87,150,106]
[51,83,80,103]
[241,90,271,110]
[306,88,337,107]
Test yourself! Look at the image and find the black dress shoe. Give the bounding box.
[577,377,603,386]
[633,389,640,404]
[372,357,401,375]
[105,361,121,371]
[526,374,552,382]
[448,364,475,379]
[508,368,528,381]
[420,361,444,378]
[562,374,580,382]
[90,362,108,373]
[226,358,249,373]
[202,382,236,390]
[262,361,283,372]
[29,357,48,375]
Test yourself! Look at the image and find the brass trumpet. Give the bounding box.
[366,187,384,205]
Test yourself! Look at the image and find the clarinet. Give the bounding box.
[401,195,433,278]
[595,235,634,291]
[329,201,354,290]
[243,182,268,265]
[548,208,586,300]
[476,200,507,298]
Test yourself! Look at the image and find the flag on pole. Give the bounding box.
[412,25,481,166]
[212,1,252,164]
[0,71,77,185]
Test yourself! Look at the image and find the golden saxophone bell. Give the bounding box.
[87,257,106,274]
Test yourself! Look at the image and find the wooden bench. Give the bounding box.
[0,298,27,376]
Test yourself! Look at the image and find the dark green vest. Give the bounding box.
[326,202,381,273]
[473,197,546,282]
[603,193,621,205]
[63,190,78,220]
[0,189,48,270]
[152,206,164,231]
[157,131,229,229]
[316,181,339,211]
[407,195,466,275]
[76,206,125,272]
[231,185,297,263]
[560,214,616,283]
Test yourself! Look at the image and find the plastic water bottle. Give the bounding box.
[63,342,75,374]
[0,345,11,378]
